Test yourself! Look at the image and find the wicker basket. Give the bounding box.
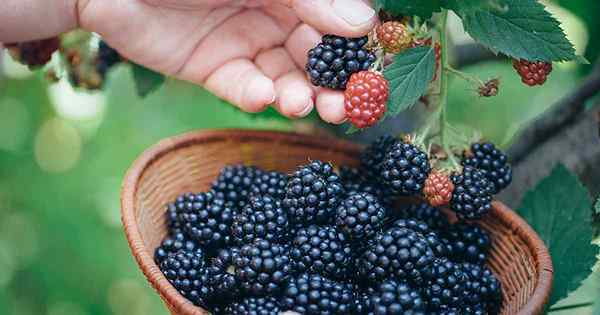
[120,129,553,315]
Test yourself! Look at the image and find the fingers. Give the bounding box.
[285,24,322,68]
[255,48,296,80]
[290,0,376,37]
[204,58,275,113]
[274,71,315,118]
[316,89,347,124]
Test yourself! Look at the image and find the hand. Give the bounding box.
[77,0,377,123]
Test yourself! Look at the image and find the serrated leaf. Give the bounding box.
[451,0,576,62]
[131,64,165,97]
[517,165,598,306]
[375,0,441,19]
[384,46,435,116]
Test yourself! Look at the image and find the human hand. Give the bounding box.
[77,0,377,123]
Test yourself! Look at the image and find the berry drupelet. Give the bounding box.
[234,238,292,296]
[367,280,426,314]
[450,166,494,220]
[463,142,512,194]
[231,195,288,244]
[335,192,386,240]
[359,226,435,285]
[282,160,345,225]
[290,225,353,279]
[306,35,376,90]
[380,140,431,196]
[360,135,398,181]
[223,296,281,315]
[281,273,355,314]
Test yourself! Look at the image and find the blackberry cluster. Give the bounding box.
[153,139,503,314]
[96,40,123,79]
[381,140,431,195]
[462,142,512,194]
[450,166,494,220]
[306,35,376,90]
[290,225,353,279]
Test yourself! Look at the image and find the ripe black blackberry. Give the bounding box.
[306,35,376,90]
[367,280,426,314]
[391,218,449,257]
[443,223,491,264]
[211,165,264,210]
[281,273,355,314]
[224,296,281,315]
[154,232,201,264]
[381,140,431,196]
[462,142,512,194]
[397,202,450,232]
[424,258,468,313]
[450,166,494,220]
[254,171,288,199]
[96,40,122,79]
[340,167,392,207]
[354,286,376,315]
[159,250,212,308]
[336,192,386,240]
[359,226,435,285]
[231,195,288,244]
[360,135,398,181]
[282,160,345,224]
[461,263,502,315]
[290,225,353,279]
[207,247,241,301]
[234,238,292,296]
[175,191,236,250]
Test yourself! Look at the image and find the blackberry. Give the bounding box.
[360,135,398,181]
[211,165,265,210]
[367,280,426,315]
[462,142,512,194]
[175,191,235,250]
[290,225,353,279]
[282,160,345,224]
[391,218,448,257]
[335,193,386,240]
[159,250,212,307]
[381,141,431,196]
[339,167,391,206]
[281,273,355,314]
[254,170,288,199]
[234,239,292,296]
[397,203,450,232]
[231,195,288,244]
[224,296,281,315]
[207,247,241,301]
[5,37,60,68]
[96,40,122,79]
[359,226,435,285]
[154,232,201,264]
[443,223,491,264]
[306,35,376,90]
[461,263,502,314]
[450,166,494,220]
[354,286,376,315]
[424,258,468,313]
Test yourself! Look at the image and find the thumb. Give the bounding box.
[291,0,377,37]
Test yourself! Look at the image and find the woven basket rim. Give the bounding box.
[120,129,553,315]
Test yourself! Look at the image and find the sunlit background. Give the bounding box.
[0,1,598,314]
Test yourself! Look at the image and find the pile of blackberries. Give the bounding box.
[155,136,510,314]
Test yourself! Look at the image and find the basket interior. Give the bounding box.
[129,131,543,315]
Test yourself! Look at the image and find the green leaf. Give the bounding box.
[375,0,441,19]
[131,63,166,97]
[384,46,435,115]
[451,0,576,62]
[517,165,598,307]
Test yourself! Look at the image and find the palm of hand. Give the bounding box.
[78,0,375,123]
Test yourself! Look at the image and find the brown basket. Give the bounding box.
[120,129,553,315]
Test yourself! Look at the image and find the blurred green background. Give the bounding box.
[0,1,599,314]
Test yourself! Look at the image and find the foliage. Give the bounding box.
[131,64,166,97]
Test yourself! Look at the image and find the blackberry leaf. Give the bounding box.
[517,165,598,307]
[132,63,166,97]
[375,0,442,19]
[449,0,576,62]
[384,46,436,115]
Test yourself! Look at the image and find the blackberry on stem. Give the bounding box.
[290,225,353,279]
[231,195,288,244]
[381,140,431,196]
[234,239,292,296]
[281,273,355,314]
[282,160,345,225]
[367,280,426,314]
[450,166,494,220]
[306,35,376,90]
[462,142,512,194]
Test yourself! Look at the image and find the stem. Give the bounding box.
[445,65,485,86]
[438,10,460,169]
[548,302,594,312]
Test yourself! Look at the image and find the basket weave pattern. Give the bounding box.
[121,130,552,315]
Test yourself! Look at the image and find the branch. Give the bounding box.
[508,60,600,163]
[453,43,502,68]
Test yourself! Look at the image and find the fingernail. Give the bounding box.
[332,0,375,26]
[292,99,314,118]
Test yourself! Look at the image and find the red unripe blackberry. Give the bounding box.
[479,78,500,97]
[344,71,389,129]
[512,59,553,86]
[376,21,413,54]
[424,171,454,207]
[5,37,60,68]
